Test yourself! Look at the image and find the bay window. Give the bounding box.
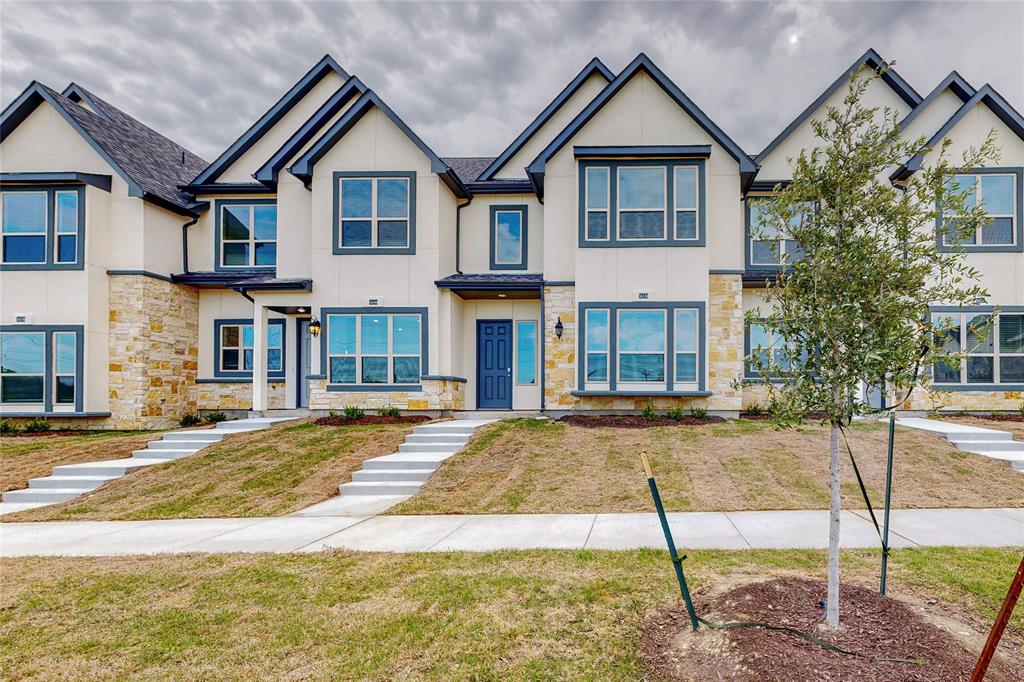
[940,169,1021,251]
[334,172,416,254]
[1,186,84,269]
[324,308,427,389]
[579,160,705,247]
[578,302,704,394]
[932,310,1024,386]
[0,326,82,411]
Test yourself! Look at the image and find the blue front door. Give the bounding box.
[477,320,513,409]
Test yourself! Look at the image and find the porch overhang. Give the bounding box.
[435,273,543,299]
[171,271,312,292]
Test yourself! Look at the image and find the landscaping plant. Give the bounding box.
[343,406,365,420]
[745,67,997,627]
[640,403,658,421]
[0,418,21,435]
[203,412,227,425]
[23,417,50,433]
[689,407,709,420]
[376,405,401,418]
[664,406,685,421]
[179,414,201,427]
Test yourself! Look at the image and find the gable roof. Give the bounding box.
[526,53,757,196]
[288,89,470,198]
[891,83,1024,181]
[190,55,348,186]
[898,71,976,133]
[1,81,208,216]
[755,48,922,164]
[477,58,614,181]
[250,75,367,188]
[442,157,496,184]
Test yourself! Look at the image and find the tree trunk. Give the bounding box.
[826,422,841,627]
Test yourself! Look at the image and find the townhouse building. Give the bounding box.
[1,49,1021,429]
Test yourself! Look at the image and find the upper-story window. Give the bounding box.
[0,325,82,411]
[490,205,528,270]
[1,186,84,270]
[939,169,1022,252]
[932,310,1024,387]
[216,199,277,270]
[214,319,285,379]
[333,172,416,255]
[578,160,705,248]
[746,197,807,268]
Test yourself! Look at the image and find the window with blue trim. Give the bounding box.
[0,327,81,410]
[580,303,702,392]
[746,196,808,267]
[579,160,704,247]
[334,173,415,253]
[1,186,84,269]
[218,201,277,269]
[490,205,528,270]
[932,311,1024,385]
[744,320,808,379]
[326,312,423,386]
[215,319,285,378]
[515,320,537,385]
[940,171,1019,249]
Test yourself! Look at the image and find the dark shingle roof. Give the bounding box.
[436,273,544,287]
[42,83,207,212]
[441,157,496,184]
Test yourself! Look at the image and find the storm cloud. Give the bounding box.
[2,1,1021,162]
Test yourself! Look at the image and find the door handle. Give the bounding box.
[507,367,511,375]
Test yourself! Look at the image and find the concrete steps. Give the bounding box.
[1,417,295,511]
[337,419,494,497]
[897,417,1024,473]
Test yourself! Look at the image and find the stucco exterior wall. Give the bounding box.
[458,194,544,274]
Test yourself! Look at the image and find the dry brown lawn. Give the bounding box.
[391,418,1024,515]
[6,420,411,522]
[1,431,158,493]
[1,548,1020,680]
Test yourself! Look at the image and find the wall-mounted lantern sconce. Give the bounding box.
[554,316,564,339]
[309,316,322,338]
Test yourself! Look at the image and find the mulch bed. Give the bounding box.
[954,413,1024,423]
[314,415,432,426]
[557,415,725,428]
[2,430,98,438]
[642,577,1022,681]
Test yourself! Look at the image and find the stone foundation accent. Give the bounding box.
[707,274,744,412]
[107,275,199,429]
[544,285,578,409]
[308,378,465,412]
[903,386,1023,413]
[196,382,287,411]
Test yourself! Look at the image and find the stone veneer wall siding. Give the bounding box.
[307,379,465,412]
[706,274,743,412]
[903,386,1023,412]
[108,275,199,429]
[544,285,578,409]
[196,382,287,411]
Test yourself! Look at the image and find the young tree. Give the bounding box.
[746,70,998,627]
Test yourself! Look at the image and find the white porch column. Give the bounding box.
[252,301,269,412]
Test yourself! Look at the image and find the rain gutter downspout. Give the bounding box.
[455,196,472,274]
[180,214,200,274]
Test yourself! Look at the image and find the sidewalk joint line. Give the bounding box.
[293,515,378,553]
[582,514,599,549]
[425,515,476,551]
[722,512,752,549]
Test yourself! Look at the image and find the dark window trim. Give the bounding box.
[213,198,277,272]
[319,306,429,391]
[744,194,797,273]
[577,301,706,394]
[935,167,1023,253]
[332,171,417,255]
[0,324,84,412]
[489,204,528,270]
[930,304,1024,389]
[0,184,85,270]
[577,159,706,248]
[212,318,286,379]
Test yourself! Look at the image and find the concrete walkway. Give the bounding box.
[1,507,1020,557]
[898,417,1024,472]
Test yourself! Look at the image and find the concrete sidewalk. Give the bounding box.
[1,507,1020,557]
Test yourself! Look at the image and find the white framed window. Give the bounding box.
[617,166,666,240]
[932,311,1024,385]
[1,187,83,268]
[337,175,412,250]
[674,309,699,385]
[219,202,277,268]
[942,173,1018,247]
[216,320,284,377]
[617,309,667,384]
[0,327,82,411]
[54,191,80,264]
[327,313,422,385]
[585,309,610,384]
[491,206,527,269]
[52,331,77,404]
[0,331,45,404]
[674,166,699,240]
[585,166,610,241]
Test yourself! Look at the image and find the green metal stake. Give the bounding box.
[880,412,895,595]
[641,452,700,631]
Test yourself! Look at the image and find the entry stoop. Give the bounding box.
[337,420,494,496]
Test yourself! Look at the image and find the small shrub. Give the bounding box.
[328,410,338,418]
[745,403,765,416]
[664,406,684,421]
[1018,402,1024,418]
[179,414,201,427]
[690,407,709,420]
[24,417,50,433]
[204,411,227,425]
[343,406,365,420]
[640,403,658,421]
[376,405,401,418]
[0,418,21,435]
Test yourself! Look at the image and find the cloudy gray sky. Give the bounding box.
[2,1,1022,163]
